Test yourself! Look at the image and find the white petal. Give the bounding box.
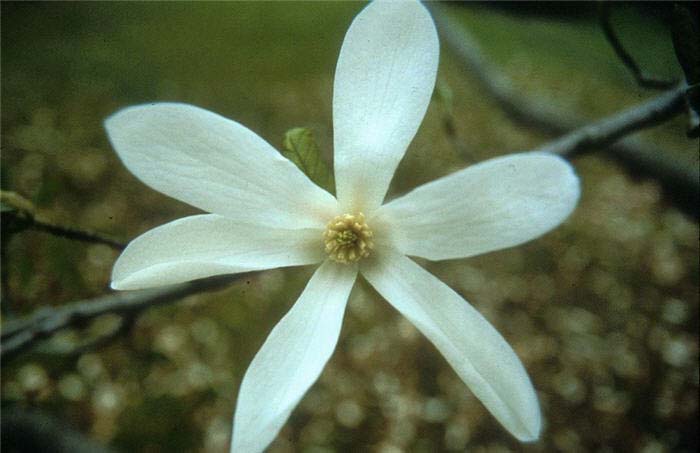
[361,249,541,441]
[374,152,579,260]
[333,0,439,213]
[112,214,325,290]
[232,260,357,453]
[105,103,338,229]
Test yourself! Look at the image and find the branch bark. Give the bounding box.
[1,273,247,360]
[1,191,125,250]
[430,5,699,217]
[599,2,677,90]
[539,86,686,157]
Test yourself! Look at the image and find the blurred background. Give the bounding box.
[1,2,697,452]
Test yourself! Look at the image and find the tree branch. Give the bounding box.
[430,5,699,218]
[599,2,677,90]
[29,217,126,250]
[1,191,125,250]
[539,86,686,157]
[1,273,247,360]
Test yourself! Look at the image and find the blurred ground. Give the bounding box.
[1,2,698,452]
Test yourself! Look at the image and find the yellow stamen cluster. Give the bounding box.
[324,213,374,264]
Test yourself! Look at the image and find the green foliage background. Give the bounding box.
[2,2,698,452]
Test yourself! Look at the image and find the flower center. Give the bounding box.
[324,213,374,264]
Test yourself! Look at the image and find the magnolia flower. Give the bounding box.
[105,1,579,451]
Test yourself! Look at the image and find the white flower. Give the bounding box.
[104,1,579,451]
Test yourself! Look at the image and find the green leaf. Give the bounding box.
[281,127,335,194]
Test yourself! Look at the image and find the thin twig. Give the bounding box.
[430,5,699,218]
[539,86,687,157]
[538,87,698,217]
[599,2,677,90]
[28,217,125,250]
[1,191,125,250]
[1,273,246,360]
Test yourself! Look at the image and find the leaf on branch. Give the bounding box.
[281,127,335,194]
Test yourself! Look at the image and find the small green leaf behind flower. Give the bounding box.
[281,127,335,194]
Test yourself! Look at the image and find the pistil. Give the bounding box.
[324,213,374,263]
